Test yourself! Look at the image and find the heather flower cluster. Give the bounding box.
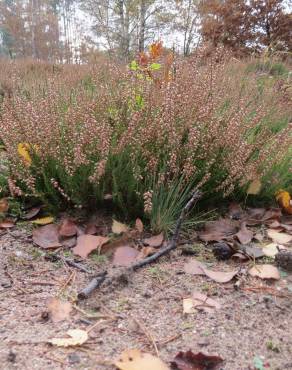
[0,52,291,224]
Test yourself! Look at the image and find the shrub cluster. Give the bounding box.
[0,50,291,231]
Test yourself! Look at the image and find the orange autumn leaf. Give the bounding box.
[275,190,292,215]
[149,41,163,60]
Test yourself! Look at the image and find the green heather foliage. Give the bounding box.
[0,51,291,232]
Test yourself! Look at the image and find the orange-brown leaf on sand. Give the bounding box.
[184,259,238,283]
[0,220,15,228]
[171,350,224,370]
[73,235,109,258]
[235,222,253,244]
[135,218,144,233]
[47,298,72,323]
[275,190,292,215]
[143,232,164,247]
[199,218,237,242]
[32,224,61,249]
[0,198,9,213]
[113,246,139,267]
[249,264,280,280]
[59,219,77,237]
[202,268,238,283]
[115,348,169,370]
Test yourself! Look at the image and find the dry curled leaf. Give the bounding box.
[0,220,15,228]
[32,224,61,249]
[22,206,41,220]
[143,232,164,247]
[31,216,54,225]
[113,246,139,266]
[47,298,72,323]
[0,198,9,213]
[112,220,129,234]
[246,179,262,195]
[73,235,109,258]
[235,222,253,245]
[171,350,223,370]
[49,329,88,347]
[59,219,77,237]
[115,348,169,370]
[249,264,280,280]
[267,229,292,245]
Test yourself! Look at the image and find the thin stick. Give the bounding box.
[78,190,202,299]
[132,316,159,357]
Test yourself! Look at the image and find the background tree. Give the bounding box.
[199,0,291,54]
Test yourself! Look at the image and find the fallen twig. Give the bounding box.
[78,190,202,299]
[45,253,91,273]
[132,316,159,356]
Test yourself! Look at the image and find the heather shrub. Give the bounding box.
[0,51,291,232]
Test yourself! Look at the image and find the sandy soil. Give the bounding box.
[1,227,292,370]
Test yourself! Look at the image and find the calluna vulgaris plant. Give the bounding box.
[0,47,291,232]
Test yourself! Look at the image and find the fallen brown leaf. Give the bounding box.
[199,218,237,242]
[202,267,238,283]
[59,219,77,237]
[47,298,72,323]
[112,246,139,267]
[115,349,169,370]
[143,232,164,247]
[49,329,88,347]
[171,350,223,370]
[184,259,238,283]
[22,206,41,220]
[73,235,109,258]
[235,222,253,245]
[0,220,15,228]
[32,224,61,249]
[262,243,286,257]
[267,229,292,245]
[249,264,280,280]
